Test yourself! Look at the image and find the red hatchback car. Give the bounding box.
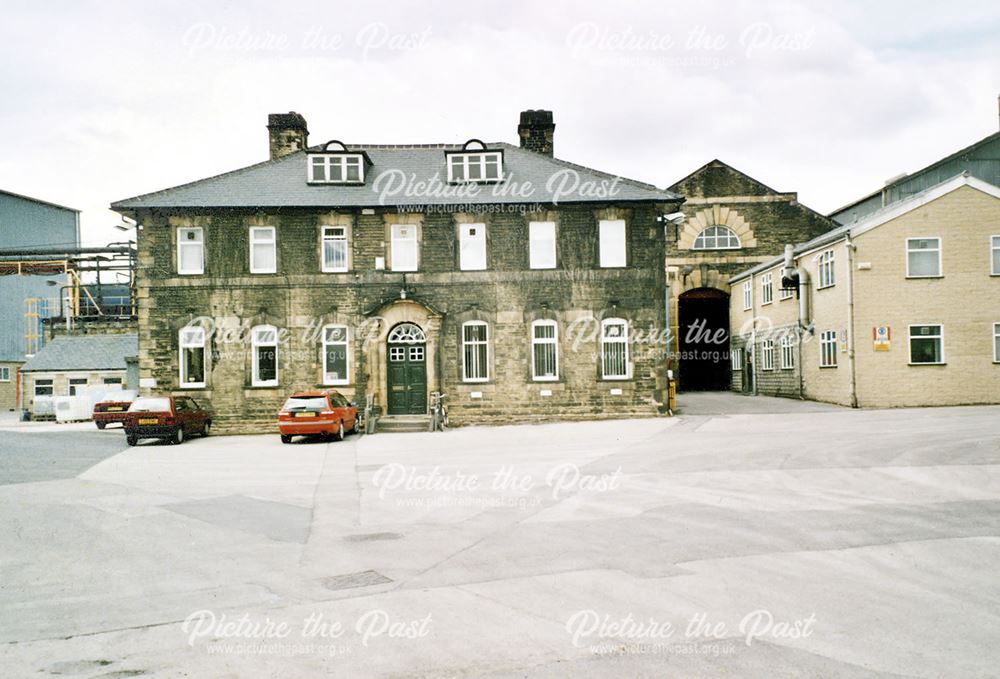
[124,395,212,446]
[278,391,359,443]
[93,396,134,429]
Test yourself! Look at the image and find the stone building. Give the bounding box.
[664,161,837,391]
[111,111,683,433]
[20,333,137,416]
[730,173,1000,407]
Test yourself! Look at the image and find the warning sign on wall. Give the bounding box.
[873,326,891,351]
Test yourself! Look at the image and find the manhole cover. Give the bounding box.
[343,532,403,542]
[320,570,393,591]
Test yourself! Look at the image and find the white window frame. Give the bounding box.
[0,366,9,382]
[600,318,630,380]
[68,377,88,396]
[447,151,503,183]
[179,326,206,389]
[34,378,54,397]
[251,324,279,387]
[731,349,742,371]
[761,272,773,305]
[991,235,1000,276]
[599,219,627,268]
[908,324,945,365]
[249,226,277,274]
[321,226,350,273]
[390,224,418,272]
[308,154,365,184]
[177,227,205,275]
[531,320,559,381]
[819,330,838,368]
[461,321,489,383]
[742,280,752,310]
[529,221,556,269]
[817,250,836,289]
[761,339,774,371]
[322,324,350,385]
[994,322,1000,363]
[906,237,941,278]
[692,225,741,250]
[458,223,487,271]
[780,334,795,370]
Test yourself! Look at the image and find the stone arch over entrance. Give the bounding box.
[677,287,730,391]
[363,299,442,415]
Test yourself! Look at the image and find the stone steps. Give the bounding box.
[376,415,432,433]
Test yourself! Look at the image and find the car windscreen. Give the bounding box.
[282,396,328,411]
[129,397,171,412]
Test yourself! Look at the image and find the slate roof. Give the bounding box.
[21,334,137,373]
[111,142,681,210]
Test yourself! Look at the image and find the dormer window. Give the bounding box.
[446,140,503,183]
[307,141,367,184]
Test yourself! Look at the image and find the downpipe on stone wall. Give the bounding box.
[846,237,859,408]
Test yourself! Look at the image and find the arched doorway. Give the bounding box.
[678,288,730,391]
[386,322,427,414]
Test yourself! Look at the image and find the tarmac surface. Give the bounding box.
[1,394,998,677]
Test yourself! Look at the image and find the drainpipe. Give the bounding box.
[846,236,859,408]
[782,244,811,399]
[749,272,757,395]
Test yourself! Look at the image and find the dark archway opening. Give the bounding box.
[678,288,730,391]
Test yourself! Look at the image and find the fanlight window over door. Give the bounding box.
[693,226,741,250]
[387,323,426,344]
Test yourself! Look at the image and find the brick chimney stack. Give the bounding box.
[267,112,309,160]
[518,110,555,157]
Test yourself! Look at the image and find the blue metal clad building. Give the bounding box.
[830,131,1000,224]
[0,189,80,362]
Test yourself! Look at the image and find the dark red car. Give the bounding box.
[93,397,134,429]
[277,391,359,443]
[124,395,212,446]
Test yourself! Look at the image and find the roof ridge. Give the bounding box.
[496,142,677,195]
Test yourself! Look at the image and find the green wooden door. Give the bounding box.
[387,342,427,414]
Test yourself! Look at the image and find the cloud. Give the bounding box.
[0,0,997,246]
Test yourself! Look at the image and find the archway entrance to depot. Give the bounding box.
[678,287,730,391]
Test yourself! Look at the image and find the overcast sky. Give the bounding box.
[1,1,998,246]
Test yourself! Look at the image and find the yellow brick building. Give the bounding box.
[731,174,1000,407]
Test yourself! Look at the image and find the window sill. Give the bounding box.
[819,365,838,369]
[908,362,947,366]
[816,285,836,291]
[321,269,351,274]
[600,376,632,382]
[177,271,205,276]
[461,379,490,384]
[249,271,278,275]
[761,301,773,306]
[905,275,943,280]
[179,384,206,390]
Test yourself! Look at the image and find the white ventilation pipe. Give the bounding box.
[781,244,812,332]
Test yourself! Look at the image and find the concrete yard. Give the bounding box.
[2,395,1000,677]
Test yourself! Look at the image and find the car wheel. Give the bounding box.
[96,421,106,430]
[202,421,211,437]
[172,427,184,445]
[280,434,292,444]
[351,417,361,435]
[333,421,344,441]
[126,435,137,447]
